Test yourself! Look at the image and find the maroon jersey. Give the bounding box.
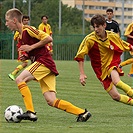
[19,25,59,76]
[127,31,133,45]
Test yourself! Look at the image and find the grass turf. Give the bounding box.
[0,59,133,133]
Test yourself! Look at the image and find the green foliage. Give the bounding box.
[1,0,90,35]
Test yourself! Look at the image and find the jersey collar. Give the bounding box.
[95,31,108,42]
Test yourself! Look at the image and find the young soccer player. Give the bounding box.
[119,22,133,77]
[38,15,53,55]
[8,15,30,81]
[75,14,133,107]
[5,8,91,122]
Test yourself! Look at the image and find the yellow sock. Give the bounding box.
[18,82,35,113]
[12,65,23,75]
[116,80,133,97]
[120,58,133,67]
[53,99,84,115]
[129,64,133,74]
[119,94,133,105]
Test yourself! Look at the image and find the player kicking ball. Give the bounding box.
[5,8,91,122]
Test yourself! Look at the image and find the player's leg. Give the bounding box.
[120,58,133,67]
[108,69,133,105]
[118,58,133,76]
[16,61,49,121]
[8,60,28,81]
[108,85,133,105]
[15,67,37,121]
[128,63,133,77]
[111,69,133,96]
[40,74,91,122]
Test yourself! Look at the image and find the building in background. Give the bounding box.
[62,0,133,34]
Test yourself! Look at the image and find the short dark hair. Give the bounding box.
[90,14,106,27]
[41,15,48,20]
[106,8,113,13]
[22,15,30,20]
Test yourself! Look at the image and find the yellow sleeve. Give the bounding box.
[14,31,19,41]
[75,35,93,59]
[48,24,52,35]
[24,26,49,41]
[124,22,133,36]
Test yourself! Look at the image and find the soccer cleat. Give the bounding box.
[77,109,91,122]
[117,66,124,76]
[17,111,38,122]
[8,73,15,81]
[128,74,133,77]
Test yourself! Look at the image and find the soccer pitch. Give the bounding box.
[0,60,133,133]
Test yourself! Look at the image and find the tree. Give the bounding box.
[1,0,91,35]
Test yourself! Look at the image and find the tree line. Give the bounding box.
[0,0,91,35]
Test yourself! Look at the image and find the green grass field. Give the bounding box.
[0,60,133,133]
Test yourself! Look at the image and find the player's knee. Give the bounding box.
[111,94,120,101]
[46,99,54,106]
[112,79,119,86]
[15,77,22,84]
[23,62,28,68]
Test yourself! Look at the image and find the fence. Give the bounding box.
[0,33,13,59]
[0,32,130,60]
[0,33,85,60]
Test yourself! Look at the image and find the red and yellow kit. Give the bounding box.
[19,25,58,76]
[38,23,52,36]
[75,31,132,91]
[14,30,28,61]
[124,22,133,45]
[38,23,53,53]
[14,31,19,41]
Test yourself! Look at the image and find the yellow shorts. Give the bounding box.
[26,61,56,94]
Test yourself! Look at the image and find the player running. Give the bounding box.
[75,14,133,107]
[5,8,91,122]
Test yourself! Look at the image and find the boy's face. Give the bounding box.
[106,11,113,20]
[93,23,106,37]
[22,18,29,25]
[5,15,16,31]
[42,17,48,24]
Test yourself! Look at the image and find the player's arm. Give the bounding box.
[74,36,90,86]
[78,61,87,86]
[19,36,52,52]
[124,23,133,37]
[113,20,121,36]
[125,34,133,39]
[116,25,120,36]
[19,26,52,52]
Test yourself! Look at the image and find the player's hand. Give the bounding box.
[131,45,133,52]
[18,45,32,52]
[80,74,87,86]
[19,54,28,61]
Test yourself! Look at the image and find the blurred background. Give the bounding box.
[0,0,133,60]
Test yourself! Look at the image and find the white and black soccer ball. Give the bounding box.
[4,105,23,123]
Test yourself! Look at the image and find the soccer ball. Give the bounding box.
[4,105,23,123]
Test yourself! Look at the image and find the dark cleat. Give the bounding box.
[17,111,38,122]
[77,109,91,122]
